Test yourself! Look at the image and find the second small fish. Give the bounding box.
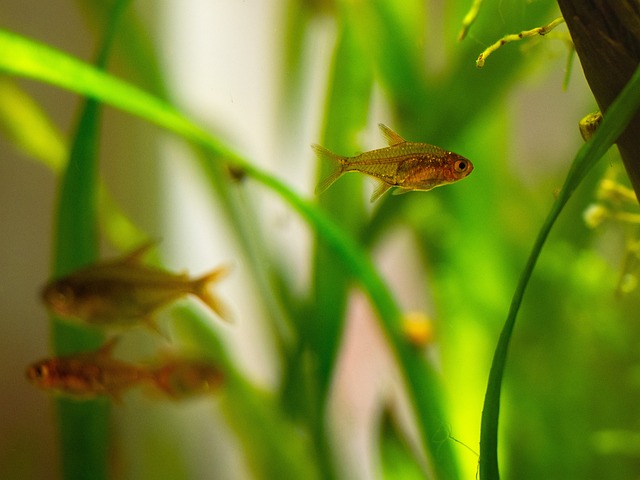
[313,124,473,202]
[41,243,231,331]
[26,339,224,401]
[26,338,154,401]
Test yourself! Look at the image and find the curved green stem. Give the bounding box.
[479,63,640,480]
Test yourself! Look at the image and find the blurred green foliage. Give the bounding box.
[2,0,640,479]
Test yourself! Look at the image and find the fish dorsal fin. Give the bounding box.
[93,336,121,361]
[378,124,406,146]
[370,181,392,202]
[118,241,156,266]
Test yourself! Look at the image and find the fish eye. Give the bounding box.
[28,364,48,380]
[454,160,468,173]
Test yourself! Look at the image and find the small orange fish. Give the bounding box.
[25,338,153,400]
[313,124,473,202]
[26,341,225,401]
[41,243,231,331]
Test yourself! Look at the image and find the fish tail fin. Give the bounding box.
[312,144,348,195]
[143,352,182,400]
[193,264,232,323]
[149,360,224,400]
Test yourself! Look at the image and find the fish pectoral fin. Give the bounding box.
[411,181,441,192]
[370,181,392,202]
[391,187,411,196]
[378,124,406,146]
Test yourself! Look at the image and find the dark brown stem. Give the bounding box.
[557,0,640,199]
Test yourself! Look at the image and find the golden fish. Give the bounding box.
[41,243,231,331]
[313,124,473,202]
[25,338,153,400]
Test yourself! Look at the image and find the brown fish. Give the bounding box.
[41,243,231,331]
[25,338,153,401]
[26,339,225,402]
[313,123,473,202]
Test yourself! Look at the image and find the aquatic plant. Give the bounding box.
[2,1,640,479]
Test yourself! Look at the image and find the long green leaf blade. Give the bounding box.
[306,15,372,479]
[479,63,640,480]
[49,2,130,479]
